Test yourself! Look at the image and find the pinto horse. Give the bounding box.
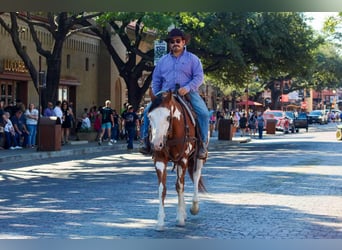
[148,90,207,231]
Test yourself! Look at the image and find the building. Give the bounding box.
[0,13,127,118]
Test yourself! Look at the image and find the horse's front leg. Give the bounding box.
[175,161,187,227]
[190,158,204,215]
[155,160,167,231]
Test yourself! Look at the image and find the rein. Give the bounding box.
[163,94,197,163]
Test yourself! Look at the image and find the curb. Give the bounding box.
[0,142,131,164]
[0,136,252,164]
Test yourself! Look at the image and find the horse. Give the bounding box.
[147,90,207,231]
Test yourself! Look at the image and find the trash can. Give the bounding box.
[37,116,62,151]
[218,118,233,140]
[266,119,277,134]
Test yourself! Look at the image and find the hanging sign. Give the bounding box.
[154,40,167,66]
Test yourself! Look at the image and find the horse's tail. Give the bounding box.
[188,156,207,193]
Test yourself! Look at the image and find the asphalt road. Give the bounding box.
[0,122,341,239]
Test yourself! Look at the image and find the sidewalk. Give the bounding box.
[0,131,283,164]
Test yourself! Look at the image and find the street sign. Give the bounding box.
[154,40,167,65]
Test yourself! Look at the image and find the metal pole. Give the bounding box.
[37,57,41,151]
[245,83,249,119]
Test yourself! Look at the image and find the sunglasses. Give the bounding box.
[169,39,182,44]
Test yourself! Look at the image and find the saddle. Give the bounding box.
[173,94,196,127]
[172,92,206,151]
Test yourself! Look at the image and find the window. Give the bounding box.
[85,57,89,71]
[58,86,69,102]
[1,81,16,106]
[66,54,71,69]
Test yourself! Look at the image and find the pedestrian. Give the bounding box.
[98,100,114,146]
[248,111,257,137]
[256,111,265,139]
[3,112,19,149]
[239,113,248,137]
[53,101,63,123]
[11,109,29,148]
[123,105,139,150]
[139,28,209,158]
[231,111,240,137]
[61,100,73,145]
[43,101,56,117]
[25,103,39,148]
[111,109,120,143]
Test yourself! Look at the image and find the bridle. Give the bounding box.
[154,93,197,163]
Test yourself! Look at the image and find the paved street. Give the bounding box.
[0,123,341,239]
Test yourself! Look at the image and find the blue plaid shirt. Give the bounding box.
[152,48,204,95]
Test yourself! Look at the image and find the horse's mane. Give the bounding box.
[149,95,163,113]
[149,91,175,113]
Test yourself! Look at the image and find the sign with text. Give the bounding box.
[154,40,167,66]
[2,59,28,73]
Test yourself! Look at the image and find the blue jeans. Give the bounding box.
[142,91,209,144]
[111,124,119,140]
[27,124,37,146]
[258,125,263,139]
[5,132,17,148]
[126,126,136,149]
[15,131,28,147]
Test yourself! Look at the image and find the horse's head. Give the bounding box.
[148,91,178,151]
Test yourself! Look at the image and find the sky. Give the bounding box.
[304,12,339,31]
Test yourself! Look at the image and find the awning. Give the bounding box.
[0,71,31,81]
[60,76,80,86]
[238,100,263,106]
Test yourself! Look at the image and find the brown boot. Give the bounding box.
[198,143,208,159]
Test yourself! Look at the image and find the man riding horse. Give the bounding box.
[140,28,209,159]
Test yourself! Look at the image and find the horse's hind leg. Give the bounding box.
[175,162,187,227]
[155,160,167,231]
[190,159,204,215]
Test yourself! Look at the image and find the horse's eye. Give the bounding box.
[167,116,171,121]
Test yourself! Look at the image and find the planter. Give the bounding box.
[76,131,97,142]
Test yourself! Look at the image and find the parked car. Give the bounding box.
[263,110,294,132]
[327,109,341,122]
[284,111,296,133]
[307,110,328,124]
[293,112,309,132]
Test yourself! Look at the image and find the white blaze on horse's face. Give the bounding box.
[149,107,171,151]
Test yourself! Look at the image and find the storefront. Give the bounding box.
[0,59,30,106]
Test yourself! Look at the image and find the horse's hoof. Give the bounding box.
[176,221,185,227]
[190,207,199,215]
[155,225,165,231]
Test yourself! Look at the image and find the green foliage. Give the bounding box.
[92,12,340,105]
[176,12,322,94]
[311,43,342,91]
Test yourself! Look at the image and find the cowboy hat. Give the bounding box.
[165,28,190,43]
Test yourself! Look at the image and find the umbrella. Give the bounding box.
[238,100,263,106]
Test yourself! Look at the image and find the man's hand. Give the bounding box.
[178,87,189,96]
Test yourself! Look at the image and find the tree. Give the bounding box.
[179,12,323,109]
[311,43,342,91]
[323,12,342,43]
[79,12,177,110]
[83,12,322,110]
[0,12,101,108]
